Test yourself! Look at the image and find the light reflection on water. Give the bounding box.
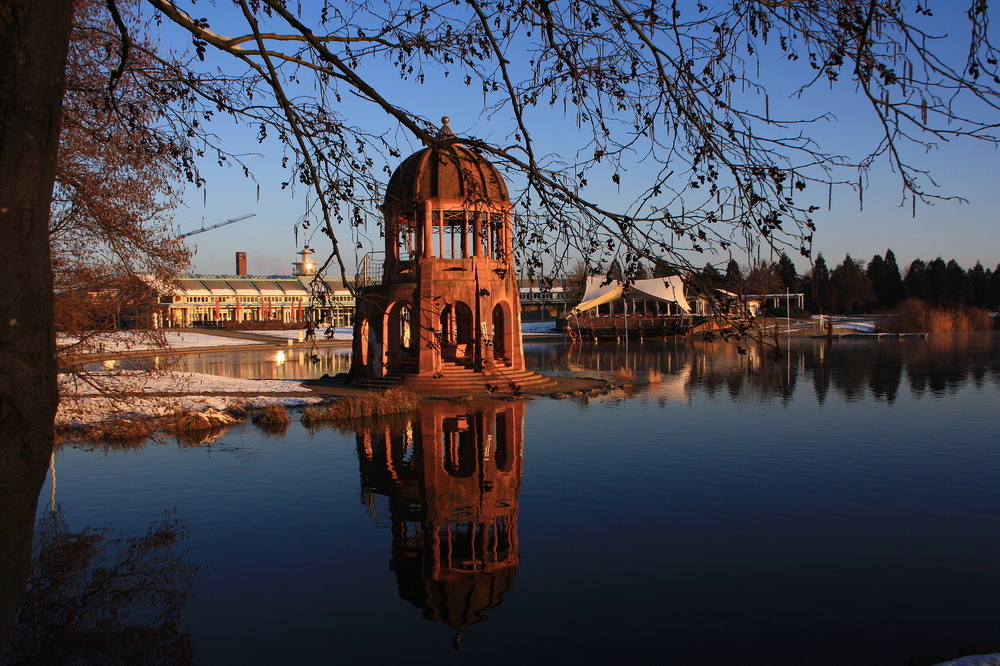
[162,346,353,380]
[29,332,1000,665]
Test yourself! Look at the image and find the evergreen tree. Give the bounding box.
[866,251,905,310]
[810,253,832,313]
[882,249,905,307]
[987,264,1000,311]
[831,254,876,314]
[776,253,799,291]
[926,257,950,306]
[651,259,675,278]
[968,262,990,309]
[866,253,887,308]
[904,259,930,302]
[699,263,723,289]
[724,259,743,292]
[946,259,971,305]
[607,259,624,282]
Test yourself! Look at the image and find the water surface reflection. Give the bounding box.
[525,332,1000,404]
[9,508,198,663]
[159,346,351,380]
[26,332,1000,664]
[355,400,525,648]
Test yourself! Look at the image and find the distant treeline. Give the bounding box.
[694,251,1000,315]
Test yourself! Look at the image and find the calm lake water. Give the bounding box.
[22,333,1000,665]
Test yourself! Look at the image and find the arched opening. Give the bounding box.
[494,410,511,472]
[380,301,414,373]
[439,304,454,358]
[390,421,418,470]
[368,319,385,378]
[439,301,474,363]
[399,305,413,357]
[358,319,370,368]
[442,415,476,477]
[396,213,416,262]
[492,302,509,365]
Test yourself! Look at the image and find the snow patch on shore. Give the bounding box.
[57,371,319,426]
[59,331,266,351]
[239,327,353,340]
[59,371,312,395]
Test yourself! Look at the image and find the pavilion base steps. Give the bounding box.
[349,361,555,393]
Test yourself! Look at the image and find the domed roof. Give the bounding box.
[394,564,517,630]
[383,118,509,218]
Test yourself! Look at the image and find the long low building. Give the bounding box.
[161,260,574,329]
[160,274,354,327]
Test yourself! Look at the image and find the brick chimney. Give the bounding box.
[236,252,247,275]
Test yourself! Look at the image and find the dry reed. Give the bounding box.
[646,368,662,385]
[253,404,291,425]
[72,417,156,444]
[301,388,421,424]
[172,408,242,432]
[884,299,994,333]
[609,367,637,384]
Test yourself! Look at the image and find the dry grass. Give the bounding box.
[609,367,637,384]
[253,404,291,425]
[301,387,421,424]
[646,368,662,385]
[172,408,242,432]
[57,405,246,446]
[68,417,157,446]
[253,405,292,436]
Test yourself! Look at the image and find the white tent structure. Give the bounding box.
[571,276,691,315]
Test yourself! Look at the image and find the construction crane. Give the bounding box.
[177,213,256,239]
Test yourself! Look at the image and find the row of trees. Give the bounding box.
[692,251,1000,314]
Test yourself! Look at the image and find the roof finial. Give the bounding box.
[438,116,455,139]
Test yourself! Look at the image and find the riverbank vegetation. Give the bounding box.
[59,387,423,447]
[301,389,421,425]
[58,406,246,447]
[882,300,995,334]
[686,250,1000,317]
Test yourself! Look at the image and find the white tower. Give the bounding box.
[292,247,316,277]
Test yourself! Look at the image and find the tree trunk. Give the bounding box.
[0,0,74,657]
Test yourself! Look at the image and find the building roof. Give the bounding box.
[199,279,236,295]
[571,276,691,314]
[172,274,351,296]
[253,281,285,295]
[226,280,261,295]
[175,279,211,296]
[383,127,509,219]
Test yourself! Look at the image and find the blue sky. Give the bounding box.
[164,2,1000,278]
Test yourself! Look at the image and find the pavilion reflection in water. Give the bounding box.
[355,399,524,647]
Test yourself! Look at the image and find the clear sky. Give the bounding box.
[164,2,1000,278]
